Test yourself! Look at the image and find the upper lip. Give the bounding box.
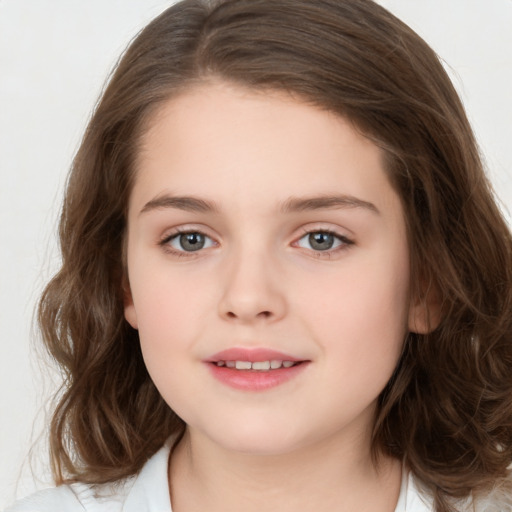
[206,347,305,363]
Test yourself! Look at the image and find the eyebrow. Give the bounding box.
[280,195,380,215]
[139,193,379,216]
[140,195,220,215]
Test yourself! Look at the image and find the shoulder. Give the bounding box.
[4,485,84,512]
[404,470,512,512]
[4,440,173,512]
[3,479,133,512]
[473,480,512,512]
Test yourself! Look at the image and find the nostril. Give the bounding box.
[225,310,272,319]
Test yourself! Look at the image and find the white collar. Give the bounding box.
[118,439,434,512]
[122,439,174,512]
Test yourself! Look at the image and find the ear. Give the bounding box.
[408,280,442,334]
[122,278,139,330]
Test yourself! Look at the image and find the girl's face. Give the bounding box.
[125,82,423,456]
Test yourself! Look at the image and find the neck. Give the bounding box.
[169,427,402,512]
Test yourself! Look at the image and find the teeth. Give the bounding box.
[252,361,271,371]
[215,360,298,371]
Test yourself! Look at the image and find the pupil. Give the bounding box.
[180,233,205,251]
[309,232,334,251]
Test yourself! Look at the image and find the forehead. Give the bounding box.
[131,81,400,217]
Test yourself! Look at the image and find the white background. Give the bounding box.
[1,1,511,507]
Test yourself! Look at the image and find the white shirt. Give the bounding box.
[4,440,498,512]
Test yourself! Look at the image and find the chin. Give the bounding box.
[202,417,306,456]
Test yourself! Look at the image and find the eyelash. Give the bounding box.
[159,228,216,258]
[158,228,354,258]
[294,228,354,258]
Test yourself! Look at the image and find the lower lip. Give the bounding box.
[206,362,309,391]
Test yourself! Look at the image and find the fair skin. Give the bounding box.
[124,81,429,512]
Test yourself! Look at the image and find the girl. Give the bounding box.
[5,0,512,511]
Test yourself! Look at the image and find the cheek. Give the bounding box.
[135,287,195,351]
[301,249,410,371]
[131,273,205,411]
[127,260,196,359]
[128,256,220,397]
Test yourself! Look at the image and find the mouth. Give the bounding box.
[212,360,303,371]
[205,348,310,391]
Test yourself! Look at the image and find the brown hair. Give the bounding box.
[39,0,512,510]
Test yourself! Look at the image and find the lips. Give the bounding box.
[217,360,296,370]
[205,348,310,391]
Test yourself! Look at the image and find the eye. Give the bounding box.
[164,231,216,252]
[295,230,352,252]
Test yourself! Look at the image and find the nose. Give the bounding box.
[218,249,287,324]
